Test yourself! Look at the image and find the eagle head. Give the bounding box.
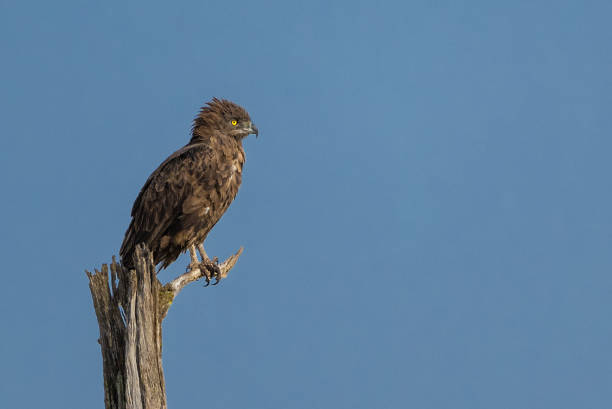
[191,98,258,143]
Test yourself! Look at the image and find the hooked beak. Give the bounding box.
[249,123,259,138]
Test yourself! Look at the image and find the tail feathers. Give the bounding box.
[120,221,138,268]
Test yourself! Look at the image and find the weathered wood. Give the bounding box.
[87,263,127,409]
[87,244,242,409]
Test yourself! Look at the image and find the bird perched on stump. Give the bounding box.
[120,98,258,284]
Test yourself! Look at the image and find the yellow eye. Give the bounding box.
[231,120,238,126]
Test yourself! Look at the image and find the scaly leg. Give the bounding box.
[197,243,209,261]
[188,244,213,285]
[189,245,199,267]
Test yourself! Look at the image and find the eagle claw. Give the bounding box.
[200,259,221,287]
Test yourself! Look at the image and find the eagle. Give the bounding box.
[120,98,258,284]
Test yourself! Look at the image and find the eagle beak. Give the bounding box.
[250,123,259,138]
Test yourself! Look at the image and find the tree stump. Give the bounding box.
[86,244,242,409]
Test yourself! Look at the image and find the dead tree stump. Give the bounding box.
[86,244,243,409]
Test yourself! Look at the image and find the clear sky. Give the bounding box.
[1,1,611,408]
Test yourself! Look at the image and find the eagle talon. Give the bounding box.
[213,263,222,277]
[199,260,221,287]
[211,263,222,284]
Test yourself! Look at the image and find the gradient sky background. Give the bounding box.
[1,1,611,408]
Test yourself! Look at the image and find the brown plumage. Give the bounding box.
[120,98,258,274]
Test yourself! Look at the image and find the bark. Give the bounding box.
[86,244,242,409]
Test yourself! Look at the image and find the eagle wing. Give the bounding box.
[120,142,215,267]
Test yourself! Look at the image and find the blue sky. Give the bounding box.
[1,1,611,408]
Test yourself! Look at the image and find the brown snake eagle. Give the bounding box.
[120,98,258,284]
